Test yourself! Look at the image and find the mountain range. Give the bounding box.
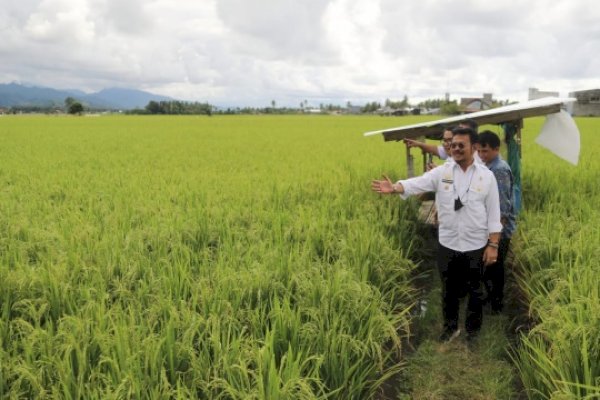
[0,83,174,110]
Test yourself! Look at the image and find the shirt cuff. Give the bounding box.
[397,180,411,199]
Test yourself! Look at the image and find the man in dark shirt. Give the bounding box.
[478,130,517,313]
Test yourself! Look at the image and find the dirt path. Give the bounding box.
[383,227,526,399]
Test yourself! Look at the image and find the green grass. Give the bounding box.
[398,335,515,400]
[392,265,517,399]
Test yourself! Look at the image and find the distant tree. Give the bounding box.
[64,97,76,108]
[418,98,444,109]
[492,99,512,107]
[384,97,409,110]
[143,100,213,115]
[67,101,84,115]
[145,100,162,114]
[362,101,381,113]
[440,101,460,115]
[65,97,84,114]
[401,94,409,108]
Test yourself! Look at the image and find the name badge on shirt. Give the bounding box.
[441,171,453,184]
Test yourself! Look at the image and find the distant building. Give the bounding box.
[528,87,559,100]
[305,108,322,114]
[460,93,493,112]
[420,108,441,115]
[375,106,423,116]
[349,105,363,114]
[568,88,600,116]
[377,106,406,116]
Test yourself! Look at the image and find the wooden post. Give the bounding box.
[419,136,427,173]
[516,118,523,158]
[406,142,414,178]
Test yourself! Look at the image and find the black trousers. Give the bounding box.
[482,237,511,312]
[437,243,485,335]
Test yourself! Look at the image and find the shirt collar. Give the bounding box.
[452,159,478,173]
[487,154,503,168]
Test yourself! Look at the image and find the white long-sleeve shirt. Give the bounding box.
[437,145,449,160]
[398,160,502,252]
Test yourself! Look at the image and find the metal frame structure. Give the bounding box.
[365,97,573,177]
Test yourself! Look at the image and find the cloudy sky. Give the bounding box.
[1,0,599,107]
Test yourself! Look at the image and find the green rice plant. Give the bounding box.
[509,116,600,399]
[255,330,326,399]
[0,114,422,398]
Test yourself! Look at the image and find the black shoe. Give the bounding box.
[439,328,461,343]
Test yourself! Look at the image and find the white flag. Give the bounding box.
[535,109,580,166]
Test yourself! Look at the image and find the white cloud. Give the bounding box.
[23,0,95,43]
[99,0,153,34]
[1,0,600,105]
[215,0,333,63]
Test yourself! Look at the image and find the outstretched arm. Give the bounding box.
[371,168,440,197]
[371,176,404,194]
[403,138,441,157]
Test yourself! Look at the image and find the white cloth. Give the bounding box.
[398,161,502,252]
[535,109,580,165]
[437,145,449,160]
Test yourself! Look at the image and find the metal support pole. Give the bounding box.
[503,119,522,214]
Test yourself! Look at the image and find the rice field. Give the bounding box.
[0,114,425,399]
[0,113,598,399]
[511,117,600,399]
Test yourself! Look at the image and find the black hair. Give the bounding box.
[478,130,501,149]
[451,127,478,145]
[459,118,478,132]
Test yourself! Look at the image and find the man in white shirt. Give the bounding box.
[372,127,502,342]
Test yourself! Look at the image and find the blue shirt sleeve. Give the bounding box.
[494,168,513,220]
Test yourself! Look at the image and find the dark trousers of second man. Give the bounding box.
[437,243,485,335]
[482,237,511,313]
